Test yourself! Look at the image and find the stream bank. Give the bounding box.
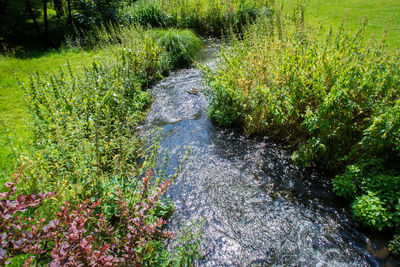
[142,44,399,266]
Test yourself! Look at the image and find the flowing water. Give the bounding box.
[143,45,399,266]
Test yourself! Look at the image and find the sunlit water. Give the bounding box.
[143,44,399,266]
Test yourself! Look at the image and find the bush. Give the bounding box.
[352,192,390,231]
[0,170,56,265]
[118,0,172,28]
[203,17,400,166]
[151,29,203,68]
[389,234,400,256]
[22,30,172,208]
[0,170,200,265]
[361,174,400,207]
[74,0,126,29]
[332,165,361,200]
[10,23,204,263]
[158,0,273,36]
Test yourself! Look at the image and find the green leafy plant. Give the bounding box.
[352,191,389,231]
[332,165,361,200]
[389,234,400,256]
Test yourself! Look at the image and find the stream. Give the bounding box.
[143,44,399,266]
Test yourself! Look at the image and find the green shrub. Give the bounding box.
[352,192,389,231]
[118,0,172,28]
[361,174,400,207]
[74,0,126,29]
[389,234,400,256]
[332,165,361,200]
[21,28,173,213]
[151,29,203,68]
[203,16,400,165]
[159,0,273,36]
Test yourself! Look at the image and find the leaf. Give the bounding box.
[17,194,26,204]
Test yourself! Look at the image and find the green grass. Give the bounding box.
[0,49,102,178]
[151,29,203,68]
[0,25,204,180]
[280,0,400,48]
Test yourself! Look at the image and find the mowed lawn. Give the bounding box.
[0,49,101,177]
[281,0,400,48]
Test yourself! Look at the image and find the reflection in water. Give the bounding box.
[143,45,398,266]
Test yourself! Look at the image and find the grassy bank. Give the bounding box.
[203,12,400,254]
[1,25,204,265]
[0,49,102,179]
[280,0,400,48]
[119,0,273,36]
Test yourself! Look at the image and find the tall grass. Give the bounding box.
[0,49,101,182]
[68,23,203,69]
[23,34,160,206]
[150,29,203,68]
[203,12,400,251]
[116,0,274,37]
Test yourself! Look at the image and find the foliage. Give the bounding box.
[0,169,192,265]
[3,23,205,264]
[202,11,400,252]
[332,165,361,200]
[157,0,273,36]
[389,234,400,256]
[68,24,203,69]
[0,170,56,265]
[334,160,400,233]
[164,220,204,266]
[21,30,170,206]
[352,192,389,231]
[203,16,400,162]
[118,0,172,28]
[361,174,400,208]
[151,29,203,68]
[74,0,128,27]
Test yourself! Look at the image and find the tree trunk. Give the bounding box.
[25,0,41,37]
[67,0,72,26]
[43,0,48,43]
[53,0,64,17]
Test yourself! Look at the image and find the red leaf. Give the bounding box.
[17,194,26,204]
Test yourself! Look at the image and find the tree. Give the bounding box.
[42,0,48,43]
[26,0,42,38]
[67,0,72,25]
[53,0,64,17]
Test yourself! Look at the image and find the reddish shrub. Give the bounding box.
[0,170,175,266]
[0,169,56,264]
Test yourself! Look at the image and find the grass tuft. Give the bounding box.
[151,28,203,68]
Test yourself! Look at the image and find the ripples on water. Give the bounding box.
[143,45,399,266]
